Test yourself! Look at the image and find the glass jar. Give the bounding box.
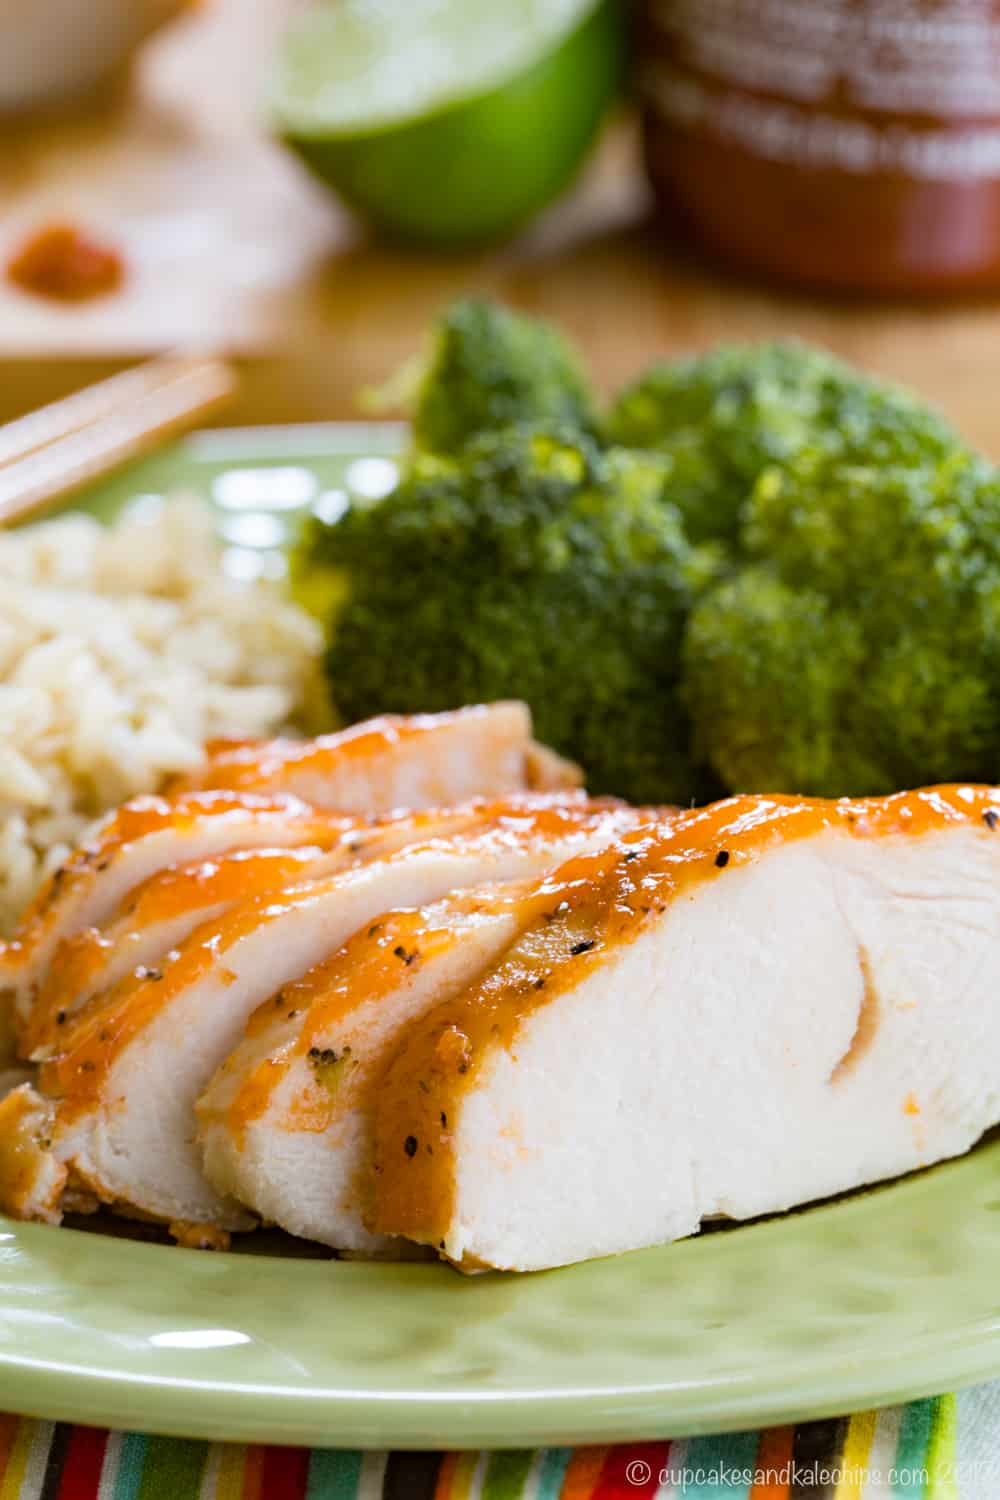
[639,0,1000,294]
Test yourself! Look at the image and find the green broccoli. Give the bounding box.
[397,298,598,456]
[294,426,720,804]
[683,446,1000,796]
[308,301,999,803]
[606,342,961,549]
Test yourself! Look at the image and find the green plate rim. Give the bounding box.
[2,1142,1000,1448]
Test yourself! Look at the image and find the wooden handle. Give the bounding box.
[0,356,236,526]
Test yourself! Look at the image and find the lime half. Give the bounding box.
[268,0,625,247]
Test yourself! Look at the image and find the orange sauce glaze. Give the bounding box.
[0,1086,60,1218]
[37,797,640,1122]
[38,880,350,1119]
[0,791,355,978]
[217,914,465,1149]
[13,792,608,1051]
[23,844,337,1056]
[216,883,538,1150]
[370,786,1000,1246]
[169,706,516,795]
[213,800,651,1145]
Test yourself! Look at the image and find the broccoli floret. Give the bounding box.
[606,342,960,548]
[683,446,1000,797]
[294,426,720,804]
[406,299,597,456]
[684,568,890,797]
[747,447,1000,611]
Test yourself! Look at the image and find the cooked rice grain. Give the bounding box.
[0,496,323,932]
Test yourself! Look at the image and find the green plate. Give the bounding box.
[3,424,1000,1449]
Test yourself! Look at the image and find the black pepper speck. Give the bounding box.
[308,1047,339,1067]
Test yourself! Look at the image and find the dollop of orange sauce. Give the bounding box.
[7,224,124,304]
[370,785,1000,1247]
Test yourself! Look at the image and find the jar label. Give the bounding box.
[644,0,1000,178]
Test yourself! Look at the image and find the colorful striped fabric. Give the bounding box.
[0,1390,996,1500]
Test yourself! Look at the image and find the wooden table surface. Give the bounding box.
[2,0,999,455]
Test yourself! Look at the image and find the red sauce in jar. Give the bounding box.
[639,0,1000,294]
[7,223,125,304]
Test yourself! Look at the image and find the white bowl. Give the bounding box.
[0,0,189,113]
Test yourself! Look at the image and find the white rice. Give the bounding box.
[0,496,323,933]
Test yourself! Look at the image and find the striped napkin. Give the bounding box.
[1,1389,999,1499]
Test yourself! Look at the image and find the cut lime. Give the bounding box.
[268,0,625,246]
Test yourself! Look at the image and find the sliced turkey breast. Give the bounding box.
[23,845,336,1059]
[371,786,1000,1272]
[4,798,640,1235]
[3,704,578,1038]
[197,882,542,1252]
[22,792,608,1058]
[0,792,349,1031]
[171,702,581,810]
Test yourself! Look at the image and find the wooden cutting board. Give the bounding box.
[1,0,999,457]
